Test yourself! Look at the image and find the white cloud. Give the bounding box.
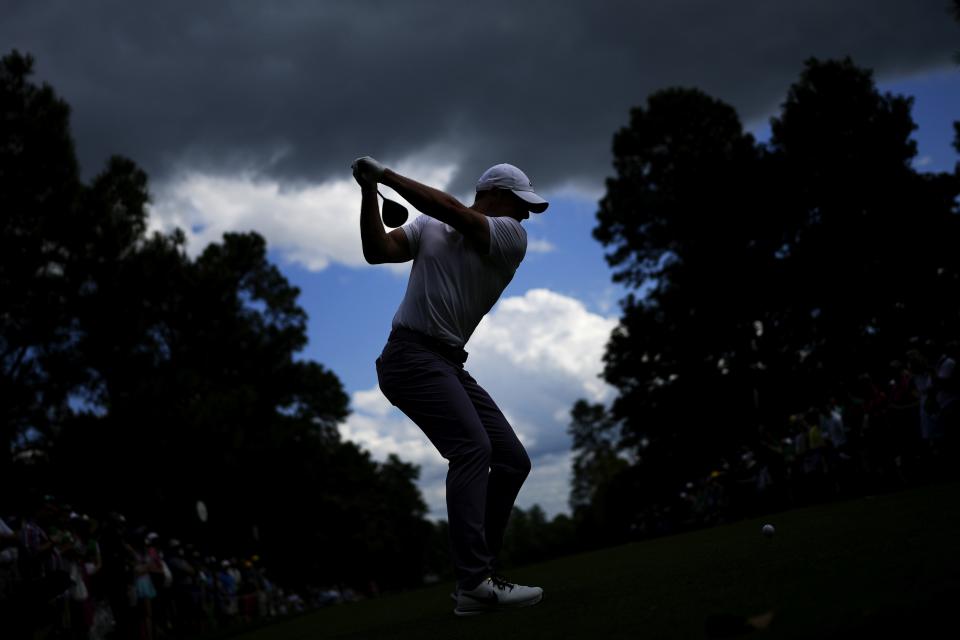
[469,288,618,406]
[339,288,618,521]
[146,155,457,274]
[520,451,576,515]
[352,386,393,418]
[339,403,440,471]
[527,237,556,254]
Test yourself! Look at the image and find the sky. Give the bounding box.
[4,1,957,520]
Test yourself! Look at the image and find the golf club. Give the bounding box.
[379,191,408,228]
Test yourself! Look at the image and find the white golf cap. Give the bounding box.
[476,163,549,213]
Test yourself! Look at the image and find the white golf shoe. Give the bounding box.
[454,574,543,616]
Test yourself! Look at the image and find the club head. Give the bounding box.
[380,194,409,228]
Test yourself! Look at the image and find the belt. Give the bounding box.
[389,326,468,364]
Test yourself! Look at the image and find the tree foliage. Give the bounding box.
[1,51,82,459]
[0,50,433,591]
[578,57,960,538]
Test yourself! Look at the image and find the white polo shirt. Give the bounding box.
[391,214,526,348]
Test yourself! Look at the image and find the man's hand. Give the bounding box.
[352,156,386,185]
[352,164,375,190]
[356,157,413,264]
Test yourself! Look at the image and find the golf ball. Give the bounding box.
[762,524,775,537]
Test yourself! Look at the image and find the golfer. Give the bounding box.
[352,156,547,616]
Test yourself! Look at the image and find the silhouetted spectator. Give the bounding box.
[820,398,848,450]
[789,415,807,483]
[216,560,237,623]
[820,397,853,494]
[803,409,829,498]
[0,513,21,628]
[910,348,940,472]
[18,494,70,639]
[165,540,196,636]
[887,358,920,483]
[935,344,959,461]
[144,533,172,637]
[64,513,95,640]
[197,557,217,632]
[856,374,891,485]
[757,426,788,510]
[97,512,136,640]
[130,529,158,640]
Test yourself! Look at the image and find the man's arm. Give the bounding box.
[379,169,490,252]
[358,177,412,264]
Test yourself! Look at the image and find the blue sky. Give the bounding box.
[885,67,960,173]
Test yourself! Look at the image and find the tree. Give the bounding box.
[568,400,628,512]
[766,58,960,381]
[593,86,767,497]
[580,57,960,536]
[2,50,436,591]
[0,51,83,478]
[498,504,576,567]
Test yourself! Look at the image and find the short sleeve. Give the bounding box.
[487,216,527,269]
[401,214,430,256]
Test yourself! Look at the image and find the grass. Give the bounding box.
[233,481,960,639]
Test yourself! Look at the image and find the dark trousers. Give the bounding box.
[376,329,531,590]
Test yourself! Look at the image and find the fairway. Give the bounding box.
[232,481,960,639]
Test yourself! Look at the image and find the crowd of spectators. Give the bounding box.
[648,343,959,534]
[0,495,352,640]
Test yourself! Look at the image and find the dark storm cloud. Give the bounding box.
[2,0,957,193]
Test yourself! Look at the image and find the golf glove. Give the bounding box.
[352,156,386,184]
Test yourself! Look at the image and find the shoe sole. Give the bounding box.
[453,592,543,617]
